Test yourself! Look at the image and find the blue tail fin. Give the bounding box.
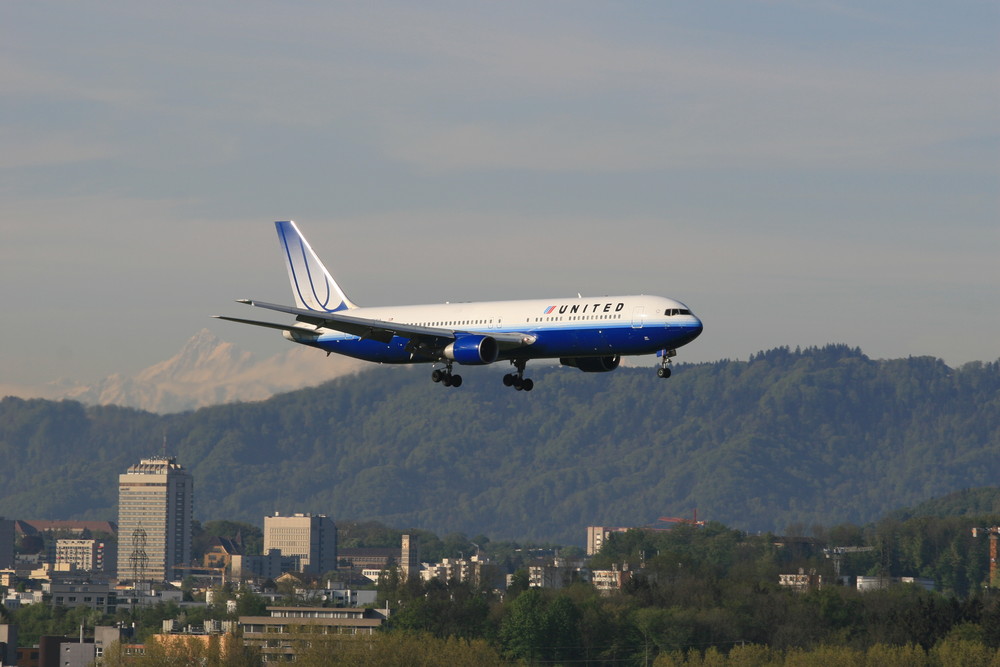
[275,220,357,312]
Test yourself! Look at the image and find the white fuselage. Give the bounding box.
[299,294,702,364]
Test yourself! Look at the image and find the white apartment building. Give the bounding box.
[420,555,489,586]
[55,539,113,573]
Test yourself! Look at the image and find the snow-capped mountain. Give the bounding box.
[3,329,364,413]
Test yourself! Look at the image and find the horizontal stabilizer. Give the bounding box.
[212,315,315,333]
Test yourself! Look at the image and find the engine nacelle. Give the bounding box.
[560,355,621,373]
[444,335,499,365]
[283,328,320,343]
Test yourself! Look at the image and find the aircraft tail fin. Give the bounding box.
[275,220,358,312]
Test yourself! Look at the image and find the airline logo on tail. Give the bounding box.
[275,220,356,313]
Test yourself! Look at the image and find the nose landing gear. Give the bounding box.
[657,349,676,379]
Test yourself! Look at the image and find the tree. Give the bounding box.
[499,588,548,662]
[376,565,402,608]
[102,635,259,667]
[295,632,502,666]
[506,569,530,598]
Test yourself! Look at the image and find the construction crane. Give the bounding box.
[971,526,1000,588]
[655,509,705,528]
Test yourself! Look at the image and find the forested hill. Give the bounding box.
[1,345,998,543]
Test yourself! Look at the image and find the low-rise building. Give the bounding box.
[147,621,239,661]
[149,632,243,661]
[419,555,502,589]
[340,535,420,580]
[94,626,131,663]
[14,520,117,540]
[55,539,115,574]
[591,563,631,594]
[239,606,385,662]
[778,569,823,592]
[56,642,95,667]
[231,549,301,581]
[855,575,935,592]
[421,555,484,585]
[3,590,43,611]
[360,567,386,583]
[114,586,183,609]
[293,584,377,607]
[204,536,243,570]
[339,547,400,570]
[1,625,17,667]
[45,582,117,614]
[529,558,590,589]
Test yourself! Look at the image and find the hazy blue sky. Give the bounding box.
[2,1,997,388]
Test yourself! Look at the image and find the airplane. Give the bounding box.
[215,220,703,391]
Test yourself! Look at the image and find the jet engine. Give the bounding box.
[444,335,499,365]
[559,355,621,372]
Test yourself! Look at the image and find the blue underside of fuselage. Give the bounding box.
[306,324,703,364]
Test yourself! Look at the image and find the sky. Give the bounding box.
[2,1,997,389]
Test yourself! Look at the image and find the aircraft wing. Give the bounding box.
[232,299,536,350]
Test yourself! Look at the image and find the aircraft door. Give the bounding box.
[631,306,645,329]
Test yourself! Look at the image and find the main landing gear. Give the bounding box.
[657,349,676,379]
[431,363,462,388]
[502,359,533,391]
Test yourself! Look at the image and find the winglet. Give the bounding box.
[275,220,358,312]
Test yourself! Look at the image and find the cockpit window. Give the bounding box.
[665,309,692,316]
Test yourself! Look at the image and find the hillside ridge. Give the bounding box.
[1,345,997,543]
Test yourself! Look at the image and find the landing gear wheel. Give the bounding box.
[503,359,533,391]
[432,363,462,388]
[657,348,676,380]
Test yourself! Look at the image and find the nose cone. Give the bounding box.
[671,313,703,348]
[689,315,703,340]
[686,315,704,343]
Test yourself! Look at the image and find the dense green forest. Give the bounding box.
[1,345,998,542]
